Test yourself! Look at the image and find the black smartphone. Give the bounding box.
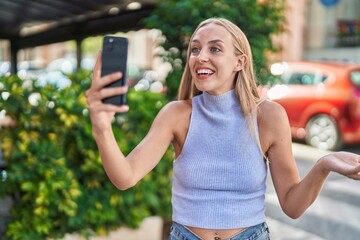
[101,36,128,106]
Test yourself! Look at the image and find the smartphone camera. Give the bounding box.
[104,37,115,51]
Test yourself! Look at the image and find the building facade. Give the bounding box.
[278,0,360,63]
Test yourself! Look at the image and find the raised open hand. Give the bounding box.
[320,151,360,180]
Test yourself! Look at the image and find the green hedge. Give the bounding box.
[0,71,173,239]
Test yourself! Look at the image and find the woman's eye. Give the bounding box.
[210,47,221,52]
[191,47,200,53]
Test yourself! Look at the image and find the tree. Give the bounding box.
[144,0,286,99]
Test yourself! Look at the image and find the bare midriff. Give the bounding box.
[186,226,246,240]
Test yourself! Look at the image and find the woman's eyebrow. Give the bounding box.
[191,39,224,44]
[208,39,224,44]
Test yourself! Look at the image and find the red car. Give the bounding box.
[260,61,360,151]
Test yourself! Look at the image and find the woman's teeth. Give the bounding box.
[197,69,214,75]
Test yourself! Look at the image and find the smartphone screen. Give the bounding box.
[101,36,128,106]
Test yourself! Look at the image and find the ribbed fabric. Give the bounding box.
[172,89,267,229]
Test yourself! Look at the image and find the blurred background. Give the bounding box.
[0,0,359,239]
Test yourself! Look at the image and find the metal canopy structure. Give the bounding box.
[0,0,156,72]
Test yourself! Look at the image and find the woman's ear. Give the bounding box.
[235,55,247,71]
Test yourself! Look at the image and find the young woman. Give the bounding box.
[86,18,360,240]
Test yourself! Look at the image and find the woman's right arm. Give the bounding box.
[92,106,175,190]
[86,52,175,190]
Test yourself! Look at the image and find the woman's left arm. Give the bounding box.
[259,100,360,219]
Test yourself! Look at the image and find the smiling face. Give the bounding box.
[188,23,244,95]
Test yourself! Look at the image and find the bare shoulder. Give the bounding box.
[160,99,192,117]
[258,99,288,126]
[154,99,192,128]
[166,99,192,110]
[257,99,291,153]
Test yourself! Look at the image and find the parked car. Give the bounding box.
[261,61,360,151]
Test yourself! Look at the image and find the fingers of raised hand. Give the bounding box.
[92,72,122,89]
[86,85,128,106]
[91,100,129,113]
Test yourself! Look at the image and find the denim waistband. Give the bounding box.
[169,222,270,240]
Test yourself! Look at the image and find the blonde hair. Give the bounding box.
[178,18,264,154]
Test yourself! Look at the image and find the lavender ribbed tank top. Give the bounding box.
[172,89,267,229]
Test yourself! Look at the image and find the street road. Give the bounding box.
[266,143,360,240]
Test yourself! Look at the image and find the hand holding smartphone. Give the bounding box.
[101,36,128,106]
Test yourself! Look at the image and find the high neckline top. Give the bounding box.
[172,89,267,229]
[201,89,239,112]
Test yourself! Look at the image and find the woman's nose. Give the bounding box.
[197,49,209,62]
